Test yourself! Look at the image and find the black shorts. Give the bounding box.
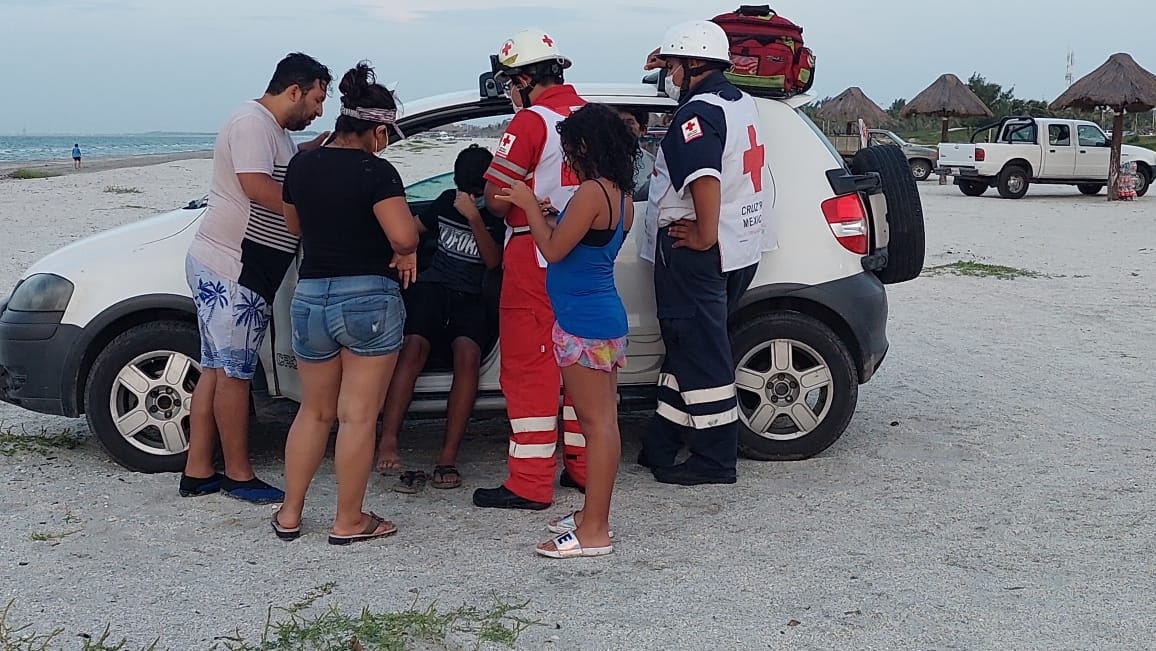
[403,282,488,348]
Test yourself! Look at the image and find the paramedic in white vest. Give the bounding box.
[474,28,589,510]
[638,21,774,485]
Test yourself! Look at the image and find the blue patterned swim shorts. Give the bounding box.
[185,253,272,381]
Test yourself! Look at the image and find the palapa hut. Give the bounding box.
[1050,53,1156,200]
[900,73,993,145]
[816,87,892,134]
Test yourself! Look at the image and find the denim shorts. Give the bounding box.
[290,275,405,362]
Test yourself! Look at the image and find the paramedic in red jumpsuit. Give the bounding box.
[473,28,589,510]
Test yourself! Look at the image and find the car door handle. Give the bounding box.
[1080,150,1087,154]
[1049,149,1056,153]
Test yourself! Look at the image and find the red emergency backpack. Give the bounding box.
[710,5,816,98]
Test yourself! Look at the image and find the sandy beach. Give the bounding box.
[2,147,1156,649]
[0,150,214,177]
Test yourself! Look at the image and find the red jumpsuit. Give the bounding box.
[484,85,588,504]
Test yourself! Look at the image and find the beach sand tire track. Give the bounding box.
[85,320,200,473]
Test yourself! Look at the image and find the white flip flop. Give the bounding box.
[535,531,614,559]
[547,511,615,539]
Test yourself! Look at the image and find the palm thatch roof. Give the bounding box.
[900,73,993,118]
[1050,53,1156,113]
[815,87,891,126]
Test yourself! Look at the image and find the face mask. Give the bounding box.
[661,73,681,103]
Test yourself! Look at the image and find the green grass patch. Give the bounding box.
[0,587,543,651]
[924,261,1043,280]
[104,186,142,194]
[0,420,84,458]
[6,168,62,180]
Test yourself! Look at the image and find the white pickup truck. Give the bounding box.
[935,116,1154,199]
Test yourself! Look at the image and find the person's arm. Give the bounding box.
[283,203,301,236]
[453,191,502,269]
[280,161,300,234]
[231,115,286,215]
[664,102,727,251]
[237,173,285,215]
[493,181,598,263]
[483,114,545,216]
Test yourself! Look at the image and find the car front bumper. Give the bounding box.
[0,310,81,417]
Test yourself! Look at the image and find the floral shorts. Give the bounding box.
[551,321,627,372]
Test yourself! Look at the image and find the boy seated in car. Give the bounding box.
[376,144,505,491]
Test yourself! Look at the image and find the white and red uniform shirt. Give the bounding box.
[484,85,587,268]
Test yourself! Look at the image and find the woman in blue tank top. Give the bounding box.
[495,103,639,559]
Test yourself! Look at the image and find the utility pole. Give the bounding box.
[1065,49,1075,88]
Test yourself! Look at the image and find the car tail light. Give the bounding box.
[975,147,986,162]
[821,194,869,254]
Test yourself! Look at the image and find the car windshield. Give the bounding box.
[405,171,455,202]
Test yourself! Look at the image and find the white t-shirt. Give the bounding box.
[188,100,300,301]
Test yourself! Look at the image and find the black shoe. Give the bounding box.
[472,486,551,511]
[652,463,737,486]
[179,472,225,497]
[559,470,585,494]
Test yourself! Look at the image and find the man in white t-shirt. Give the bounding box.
[180,52,332,504]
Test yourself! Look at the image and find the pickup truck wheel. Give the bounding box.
[733,311,858,461]
[850,143,925,284]
[997,165,1030,199]
[909,159,933,181]
[1077,184,1103,196]
[85,321,200,473]
[1135,166,1151,198]
[959,180,988,197]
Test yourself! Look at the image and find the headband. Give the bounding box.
[340,106,398,124]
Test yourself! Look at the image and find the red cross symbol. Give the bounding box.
[501,134,513,147]
[542,34,553,47]
[500,41,513,57]
[742,125,765,193]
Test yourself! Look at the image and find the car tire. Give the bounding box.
[909,158,933,181]
[1077,183,1103,196]
[850,143,926,285]
[732,311,858,461]
[959,180,988,197]
[1135,165,1151,198]
[997,165,1030,199]
[85,320,200,473]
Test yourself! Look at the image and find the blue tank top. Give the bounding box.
[545,186,628,340]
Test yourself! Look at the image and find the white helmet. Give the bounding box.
[657,21,732,66]
[495,28,572,71]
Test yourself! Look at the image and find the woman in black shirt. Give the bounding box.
[273,62,419,545]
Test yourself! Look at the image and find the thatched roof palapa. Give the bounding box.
[1049,52,1156,113]
[900,73,993,119]
[816,87,892,126]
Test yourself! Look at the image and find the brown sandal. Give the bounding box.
[393,470,427,494]
[328,512,396,545]
[431,465,462,489]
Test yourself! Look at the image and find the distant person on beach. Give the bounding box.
[180,52,333,505]
[375,144,504,493]
[274,62,418,544]
[71,144,81,169]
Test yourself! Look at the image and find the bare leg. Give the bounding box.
[276,355,342,528]
[333,348,398,537]
[184,367,220,478]
[376,334,429,472]
[213,375,256,481]
[439,337,481,467]
[541,363,618,551]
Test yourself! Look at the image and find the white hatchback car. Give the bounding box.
[0,72,926,473]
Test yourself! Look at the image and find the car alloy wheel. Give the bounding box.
[735,338,833,441]
[109,350,198,456]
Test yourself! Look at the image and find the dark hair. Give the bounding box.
[513,61,564,87]
[454,144,493,194]
[557,103,639,193]
[265,52,332,96]
[334,61,398,136]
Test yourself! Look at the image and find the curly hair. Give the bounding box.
[556,103,639,194]
[334,61,397,135]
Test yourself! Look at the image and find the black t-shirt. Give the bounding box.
[417,189,505,294]
[281,147,406,280]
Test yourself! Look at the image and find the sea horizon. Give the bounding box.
[0,132,320,163]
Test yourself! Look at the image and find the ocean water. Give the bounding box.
[0,133,316,163]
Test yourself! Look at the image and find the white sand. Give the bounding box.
[2,155,1156,648]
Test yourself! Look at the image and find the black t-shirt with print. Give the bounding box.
[417,189,505,294]
[282,147,407,281]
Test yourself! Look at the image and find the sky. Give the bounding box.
[1,0,1153,134]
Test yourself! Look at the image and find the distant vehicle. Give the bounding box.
[831,129,939,181]
[936,116,1154,198]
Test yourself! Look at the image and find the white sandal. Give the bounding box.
[547,511,615,539]
[535,531,614,559]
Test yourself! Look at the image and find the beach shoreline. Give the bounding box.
[0,150,213,176]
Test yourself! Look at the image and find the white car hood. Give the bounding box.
[24,206,203,281]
